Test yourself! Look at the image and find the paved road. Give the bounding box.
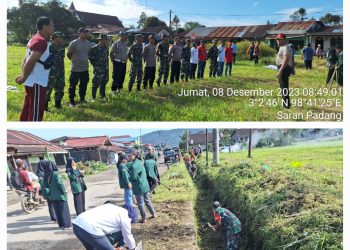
[7,159,167,250]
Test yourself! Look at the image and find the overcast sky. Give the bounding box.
[7,0,343,27]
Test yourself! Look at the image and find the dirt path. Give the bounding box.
[7,160,168,250]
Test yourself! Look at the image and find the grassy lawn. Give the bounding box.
[195,143,343,249]
[7,45,342,121]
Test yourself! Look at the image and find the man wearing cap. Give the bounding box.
[128,150,156,223]
[110,31,128,95]
[16,16,55,121]
[275,33,293,109]
[128,34,144,92]
[169,37,183,83]
[67,27,94,107]
[142,35,157,89]
[88,34,109,101]
[144,155,159,194]
[208,40,219,77]
[156,33,170,86]
[46,31,65,110]
[181,39,192,82]
[212,201,241,250]
[302,43,314,70]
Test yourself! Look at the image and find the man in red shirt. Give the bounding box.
[16,159,39,200]
[225,41,233,77]
[16,16,55,121]
[197,40,207,79]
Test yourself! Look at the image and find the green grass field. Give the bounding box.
[195,142,343,249]
[7,45,342,121]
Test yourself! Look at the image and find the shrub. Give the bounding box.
[75,161,110,175]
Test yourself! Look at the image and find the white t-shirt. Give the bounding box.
[190,47,199,64]
[73,204,136,249]
[24,33,50,87]
[276,44,293,67]
[217,46,225,62]
[28,172,38,182]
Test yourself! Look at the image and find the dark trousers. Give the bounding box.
[225,63,232,76]
[147,177,158,193]
[233,53,237,64]
[197,61,206,79]
[69,71,89,102]
[73,224,114,250]
[304,60,313,70]
[143,67,156,88]
[73,191,86,216]
[326,68,336,84]
[278,66,292,108]
[112,61,127,91]
[52,200,72,229]
[254,55,259,64]
[47,199,57,221]
[170,61,181,83]
[190,63,197,79]
[249,53,254,61]
[20,84,47,121]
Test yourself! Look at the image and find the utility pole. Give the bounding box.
[248,129,252,158]
[206,129,208,167]
[213,129,220,165]
[169,10,172,40]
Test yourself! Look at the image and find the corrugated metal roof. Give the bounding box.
[310,25,343,35]
[272,21,317,31]
[206,25,273,39]
[139,27,167,34]
[7,130,67,154]
[185,27,217,38]
[64,136,113,148]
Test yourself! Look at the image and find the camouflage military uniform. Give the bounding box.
[46,43,65,108]
[181,45,191,82]
[88,43,109,99]
[208,46,219,77]
[156,41,170,85]
[128,43,143,91]
[214,207,242,250]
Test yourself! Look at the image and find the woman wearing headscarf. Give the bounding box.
[66,157,86,216]
[40,160,57,222]
[43,161,72,230]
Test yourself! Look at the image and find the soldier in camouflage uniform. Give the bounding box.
[208,40,219,77]
[181,39,192,82]
[88,33,109,100]
[212,201,241,250]
[128,34,144,92]
[156,33,170,86]
[46,31,65,110]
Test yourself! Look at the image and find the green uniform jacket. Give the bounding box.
[144,159,159,180]
[48,171,67,201]
[67,169,83,194]
[118,163,131,189]
[39,178,50,200]
[129,159,150,195]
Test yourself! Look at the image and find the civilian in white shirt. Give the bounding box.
[73,202,136,250]
[217,41,226,77]
[190,42,199,79]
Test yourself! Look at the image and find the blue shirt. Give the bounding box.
[231,44,238,53]
[302,47,314,61]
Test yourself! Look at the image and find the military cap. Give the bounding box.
[162,33,169,38]
[52,31,63,39]
[119,30,127,36]
[97,33,108,40]
[78,27,89,33]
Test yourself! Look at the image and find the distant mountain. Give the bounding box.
[140,128,209,147]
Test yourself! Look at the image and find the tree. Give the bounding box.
[176,27,185,34]
[137,12,147,28]
[183,21,205,32]
[172,15,180,32]
[144,16,167,28]
[7,0,82,44]
[320,13,343,25]
[290,8,308,21]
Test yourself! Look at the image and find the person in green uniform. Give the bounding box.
[128,34,144,92]
[212,201,241,250]
[117,154,134,206]
[66,157,86,215]
[43,161,71,230]
[335,46,343,87]
[181,39,192,82]
[128,150,156,223]
[144,155,160,194]
[46,31,65,110]
[144,147,158,162]
[88,33,109,101]
[208,40,219,77]
[156,33,170,86]
[326,48,338,85]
